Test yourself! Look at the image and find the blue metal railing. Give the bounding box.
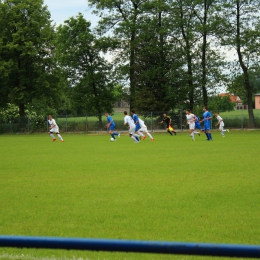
[0,236,260,258]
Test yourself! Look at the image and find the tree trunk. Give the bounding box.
[236,0,255,128]
[201,0,208,107]
[19,103,25,117]
[129,30,136,111]
[180,4,194,110]
[98,111,103,130]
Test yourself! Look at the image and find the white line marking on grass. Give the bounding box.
[0,254,92,260]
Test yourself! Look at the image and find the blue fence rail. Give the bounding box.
[0,236,260,258]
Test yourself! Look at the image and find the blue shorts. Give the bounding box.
[204,123,211,131]
[135,123,140,132]
[109,124,116,131]
[195,123,201,130]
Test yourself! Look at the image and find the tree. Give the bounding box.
[55,13,117,128]
[228,70,260,105]
[88,0,152,110]
[208,95,234,112]
[0,0,59,116]
[168,0,226,110]
[219,0,260,127]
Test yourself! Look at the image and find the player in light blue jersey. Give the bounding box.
[105,112,120,140]
[200,106,213,141]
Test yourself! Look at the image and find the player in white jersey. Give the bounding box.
[186,109,196,141]
[123,111,140,143]
[48,115,64,142]
[138,117,154,141]
[214,112,230,137]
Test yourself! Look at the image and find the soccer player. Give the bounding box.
[105,112,120,141]
[194,115,202,135]
[138,117,154,141]
[124,111,140,143]
[200,106,213,141]
[214,112,230,137]
[130,110,142,141]
[186,109,196,141]
[48,115,64,142]
[158,113,177,136]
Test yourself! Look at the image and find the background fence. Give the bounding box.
[1,111,260,134]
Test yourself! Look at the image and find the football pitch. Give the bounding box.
[0,131,260,260]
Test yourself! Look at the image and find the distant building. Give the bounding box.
[255,93,260,109]
[114,100,130,113]
[219,93,247,110]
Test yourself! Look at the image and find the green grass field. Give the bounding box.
[0,131,260,260]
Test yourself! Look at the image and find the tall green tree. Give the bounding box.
[168,0,225,110]
[133,0,178,111]
[0,0,59,116]
[88,0,151,110]
[219,0,260,127]
[55,13,117,128]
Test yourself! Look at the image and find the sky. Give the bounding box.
[43,0,99,27]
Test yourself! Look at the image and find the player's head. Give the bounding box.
[214,111,219,116]
[163,113,167,117]
[131,110,135,115]
[48,115,53,120]
[186,109,191,114]
[124,111,128,116]
[203,106,208,111]
[105,112,109,117]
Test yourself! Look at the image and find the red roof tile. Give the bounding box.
[219,93,242,103]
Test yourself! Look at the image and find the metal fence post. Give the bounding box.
[151,112,153,132]
[86,114,88,132]
[66,115,68,133]
[28,117,29,133]
[241,109,244,129]
[180,110,182,131]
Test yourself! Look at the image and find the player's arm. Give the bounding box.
[134,115,139,125]
[105,118,112,128]
[50,122,57,129]
[216,118,222,126]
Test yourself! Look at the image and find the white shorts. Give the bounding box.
[49,126,59,133]
[219,122,224,131]
[189,123,195,130]
[139,126,148,133]
[129,125,136,135]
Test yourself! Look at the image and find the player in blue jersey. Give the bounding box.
[130,109,142,141]
[194,115,202,136]
[200,106,213,141]
[105,112,120,140]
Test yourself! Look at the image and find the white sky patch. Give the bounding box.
[43,0,99,27]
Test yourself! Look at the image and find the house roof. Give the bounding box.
[219,93,242,103]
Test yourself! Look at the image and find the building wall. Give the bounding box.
[114,100,130,113]
[114,107,130,113]
[255,96,260,109]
